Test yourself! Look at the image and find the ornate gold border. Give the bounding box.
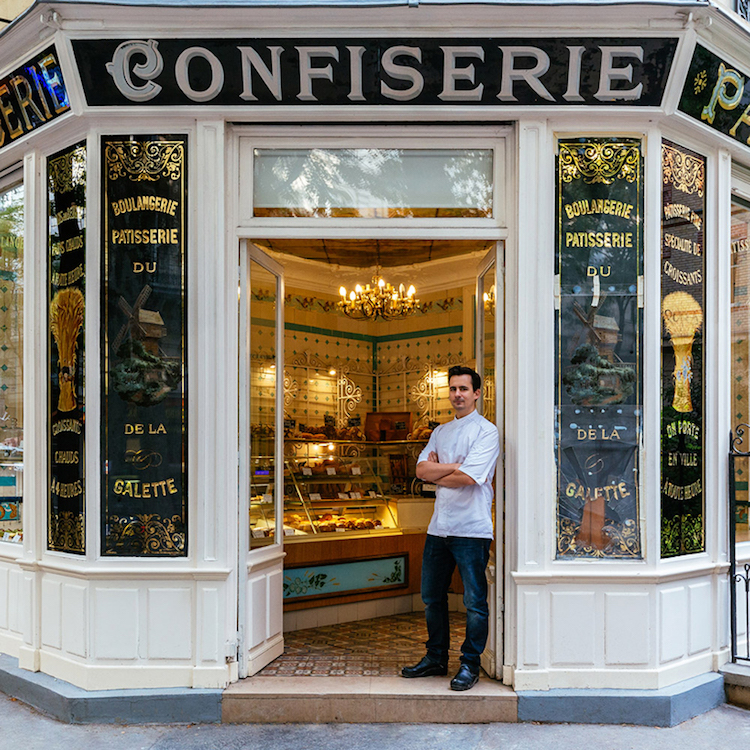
[105,140,184,182]
[104,513,186,555]
[662,142,705,197]
[48,510,84,554]
[559,141,641,185]
[48,146,86,195]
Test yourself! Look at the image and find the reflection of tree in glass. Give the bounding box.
[270,148,407,216]
[0,188,23,241]
[444,153,492,213]
[0,186,23,429]
[261,148,492,217]
[563,343,635,405]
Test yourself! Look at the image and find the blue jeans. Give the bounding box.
[421,534,491,670]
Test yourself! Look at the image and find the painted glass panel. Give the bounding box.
[283,555,407,600]
[660,140,705,558]
[48,144,85,554]
[730,195,750,543]
[102,135,187,556]
[555,138,643,559]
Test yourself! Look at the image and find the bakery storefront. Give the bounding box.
[0,0,748,709]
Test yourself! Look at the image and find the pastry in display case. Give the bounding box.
[250,455,402,541]
[286,456,398,537]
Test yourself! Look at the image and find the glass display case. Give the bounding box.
[249,455,399,543]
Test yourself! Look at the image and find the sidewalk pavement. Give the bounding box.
[0,691,748,750]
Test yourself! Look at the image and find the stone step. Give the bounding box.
[222,675,518,723]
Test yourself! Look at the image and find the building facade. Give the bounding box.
[0,0,747,701]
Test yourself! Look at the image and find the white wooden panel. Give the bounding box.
[147,588,192,660]
[8,569,19,633]
[0,566,9,630]
[62,584,87,658]
[41,579,62,649]
[719,577,730,649]
[20,573,33,642]
[94,588,139,659]
[267,569,283,642]
[199,587,221,663]
[551,591,596,666]
[688,582,711,655]
[521,590,541,666]
[248,575,268,650]
[604,592,650,665]
[659,586,688,663]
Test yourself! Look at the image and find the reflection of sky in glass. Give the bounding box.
[254,148,493,216]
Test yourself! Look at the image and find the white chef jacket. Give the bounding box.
[417,409,500,539]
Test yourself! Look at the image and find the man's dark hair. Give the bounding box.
[448,365,481,392]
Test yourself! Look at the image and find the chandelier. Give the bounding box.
[338,272,419,321]
[483,284,496,317]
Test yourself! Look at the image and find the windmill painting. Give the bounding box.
[110,284,181,407]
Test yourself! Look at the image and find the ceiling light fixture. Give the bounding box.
[483,284,496,317]
[338,270,419,321]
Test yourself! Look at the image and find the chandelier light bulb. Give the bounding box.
[337,268,420,321]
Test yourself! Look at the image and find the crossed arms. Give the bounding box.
[416,451,476,488]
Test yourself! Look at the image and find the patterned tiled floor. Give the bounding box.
[258,611,466,677]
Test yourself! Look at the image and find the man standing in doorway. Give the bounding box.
[401,365,500,691]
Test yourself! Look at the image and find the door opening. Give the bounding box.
[240,238,504,679]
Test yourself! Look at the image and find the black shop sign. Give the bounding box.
[679,45,750,150]
[71,37,677,107]
[0,45,69,152]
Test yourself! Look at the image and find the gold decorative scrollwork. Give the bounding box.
[105,140,184,182]
[559,141,641,185]
[105,513,186,555]
[48,146,86,195]
[283,370,300,411]
[557,517,641,559]
[662,143,705,197]
[693,70,708,95]
[337,370,362,427]
[48,510,84,553]
[339,443,366,458]
[409,355,466,427]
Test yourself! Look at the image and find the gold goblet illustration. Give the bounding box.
[50,287,85,412]
[662,291,703,412]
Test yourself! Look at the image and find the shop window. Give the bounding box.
[660,141,705,558]
[48,143,86,554]
[252,148,493,218]
[731,194,750,543]
[555,137,643,559]
[100,135,188,557]
[0,181,23,545]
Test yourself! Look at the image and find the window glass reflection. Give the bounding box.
[0,184,23,544]
[249,259,278,548]
[732,195,750,543]
[253,148,493,218]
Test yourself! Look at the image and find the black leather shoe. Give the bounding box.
[450,664,479,691]
[401,656,448,678]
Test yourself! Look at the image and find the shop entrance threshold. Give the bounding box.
[223,612,517,723]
